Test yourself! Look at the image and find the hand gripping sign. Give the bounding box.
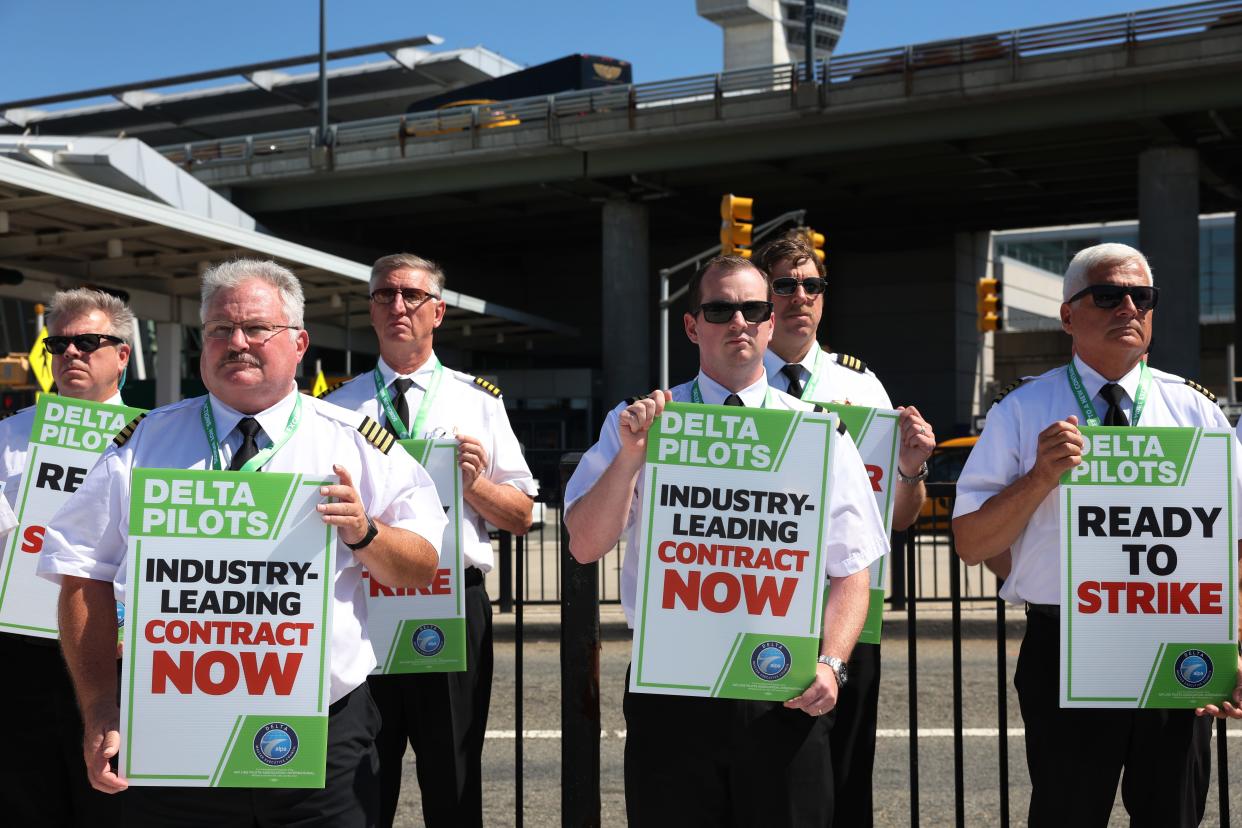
[122,469,334,788]
[364,439,465,674]
[0,396,145,637]
[1060,427,1238,708]
[630,403,836,701]
[811,403,898,644]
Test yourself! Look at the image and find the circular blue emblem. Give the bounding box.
[1174,650,1213,689]
[253,722,299,766]
[413,624,445,657]
[750,641,792,682]
[115,602,125,628]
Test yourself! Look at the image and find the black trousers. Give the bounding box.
[1015,612,1211,828]
[623,665,834,828]
[829,641,880,827]
[0,633,122,828]
[122,682,382,827]
[367,576,493,828]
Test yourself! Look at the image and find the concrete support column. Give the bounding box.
[955,232,992,426]
[1139,147,1200,379]
[1233,210,1242,403]
[155,321,182,407]
[601,199,650,408]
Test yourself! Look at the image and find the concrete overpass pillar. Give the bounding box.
[155,321,182,407]
[601,199,650,406]
[1139,147,1199,379]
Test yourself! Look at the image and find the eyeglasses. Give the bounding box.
[696,300,774,324]
[202,321,300,343]
[771,276,827,296]
[370,287,440,307]
[45,333,126,355]
[1067,284,1160,311]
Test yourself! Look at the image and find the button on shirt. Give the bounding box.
[763,342,893,409]
[36,388,447,703]
[564,371,888,626]
[0,391,124,514]
[953,355,1239,606]
[324,354,538,573]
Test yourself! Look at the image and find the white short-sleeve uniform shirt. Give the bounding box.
[36,388,447,703]
[563,370,888,626]
[323,353,538,573]
[764,343,893,409]
[953,355,1238,606]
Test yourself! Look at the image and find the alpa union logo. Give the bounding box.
[413,624,445,657]
[750,641,792,682]
[1173,649,1213,690]
[253,722,299,766]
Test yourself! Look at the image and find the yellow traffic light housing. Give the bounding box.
[804,227,826,264]
[720,194,754,258]
[977,277,1001,332]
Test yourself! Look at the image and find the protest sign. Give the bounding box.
[364,438,465,674]
[813,403,898,644]
[630,402,835,701]
[121,468,334,788]
[1060,426,1237,708]
[0,396,144,637]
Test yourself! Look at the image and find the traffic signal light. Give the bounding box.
[977,277,1002,332]
[803,227,825,264]
[720,194,754,258]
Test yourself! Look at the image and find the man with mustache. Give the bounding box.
[37,259,447,826]
[753,232,936,826]
[0,288,132,827]
[953,243,1242,827]
[323,253,536,828]
[565,255,886,826]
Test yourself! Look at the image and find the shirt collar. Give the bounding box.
[1073,353,1144,403]
[694,370,771,406]
[376,352,438,390]
[103,391,124,406]
[208,385,300,443]
[762,341,820,380]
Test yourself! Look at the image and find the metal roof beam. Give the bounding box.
[0,224,159,256]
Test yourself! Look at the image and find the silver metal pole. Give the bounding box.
[659,269,669,389]
[318,0,329,146]
[804,0,816,82]
[344,296,352,375]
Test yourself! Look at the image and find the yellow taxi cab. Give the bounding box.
[404,99,521,137]
[916,435,978,531]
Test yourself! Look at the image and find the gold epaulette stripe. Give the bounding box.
[992,377,1031,407]
[472,376,502,397]
[357,416,394,454]
[113,412,148,447]
[1184,379,1218,403]
[836,353,867,373]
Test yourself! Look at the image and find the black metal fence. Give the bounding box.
[483,467,1235,826]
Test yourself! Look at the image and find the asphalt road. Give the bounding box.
[390,606,1242,827]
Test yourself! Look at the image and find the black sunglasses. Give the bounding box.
[771,276,827,296]
[370,287,440,306]
[696,300,774,324]
[45,333,125,355]
[1067,284,1160,311]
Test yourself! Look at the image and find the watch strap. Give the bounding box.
[345,513,378,551]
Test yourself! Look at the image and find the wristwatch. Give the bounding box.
[817,655,848,687]
[345,513,378,551]
[897,461,929,485]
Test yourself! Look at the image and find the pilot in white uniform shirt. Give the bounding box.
[564,370,888,624]
[36,386,446,703]
[324,353,538,573]
[763,342,892,409]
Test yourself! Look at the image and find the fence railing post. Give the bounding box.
[1218,719,1231,827]
[905,526,920,828]
[995,577,1010,827]
[950,529,966,828]
[559,453,601,827]
[515,532,525,828]
[498,530,513,614]
[891,529,907,612]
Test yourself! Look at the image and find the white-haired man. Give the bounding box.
[0,288,132,827]
[324,253,536,828]
[953,243,1242,827]
[37,259,447,826]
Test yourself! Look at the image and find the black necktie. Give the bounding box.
[229,417,263,471]
[390,378,414,433]
[781,364,804,398]
[724,393,744,407]
[1099,383,1130,426]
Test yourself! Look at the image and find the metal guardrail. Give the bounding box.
[156,0,1242,171]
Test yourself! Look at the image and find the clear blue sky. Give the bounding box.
[0,0,1187,104]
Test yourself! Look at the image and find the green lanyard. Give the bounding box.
[372,357,443,440]
[689,380,773,408]
[794,342,826,401]
[1066,360,1151,426]
[199,393,302,472]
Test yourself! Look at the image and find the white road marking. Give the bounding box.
[484,726,1242,740]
